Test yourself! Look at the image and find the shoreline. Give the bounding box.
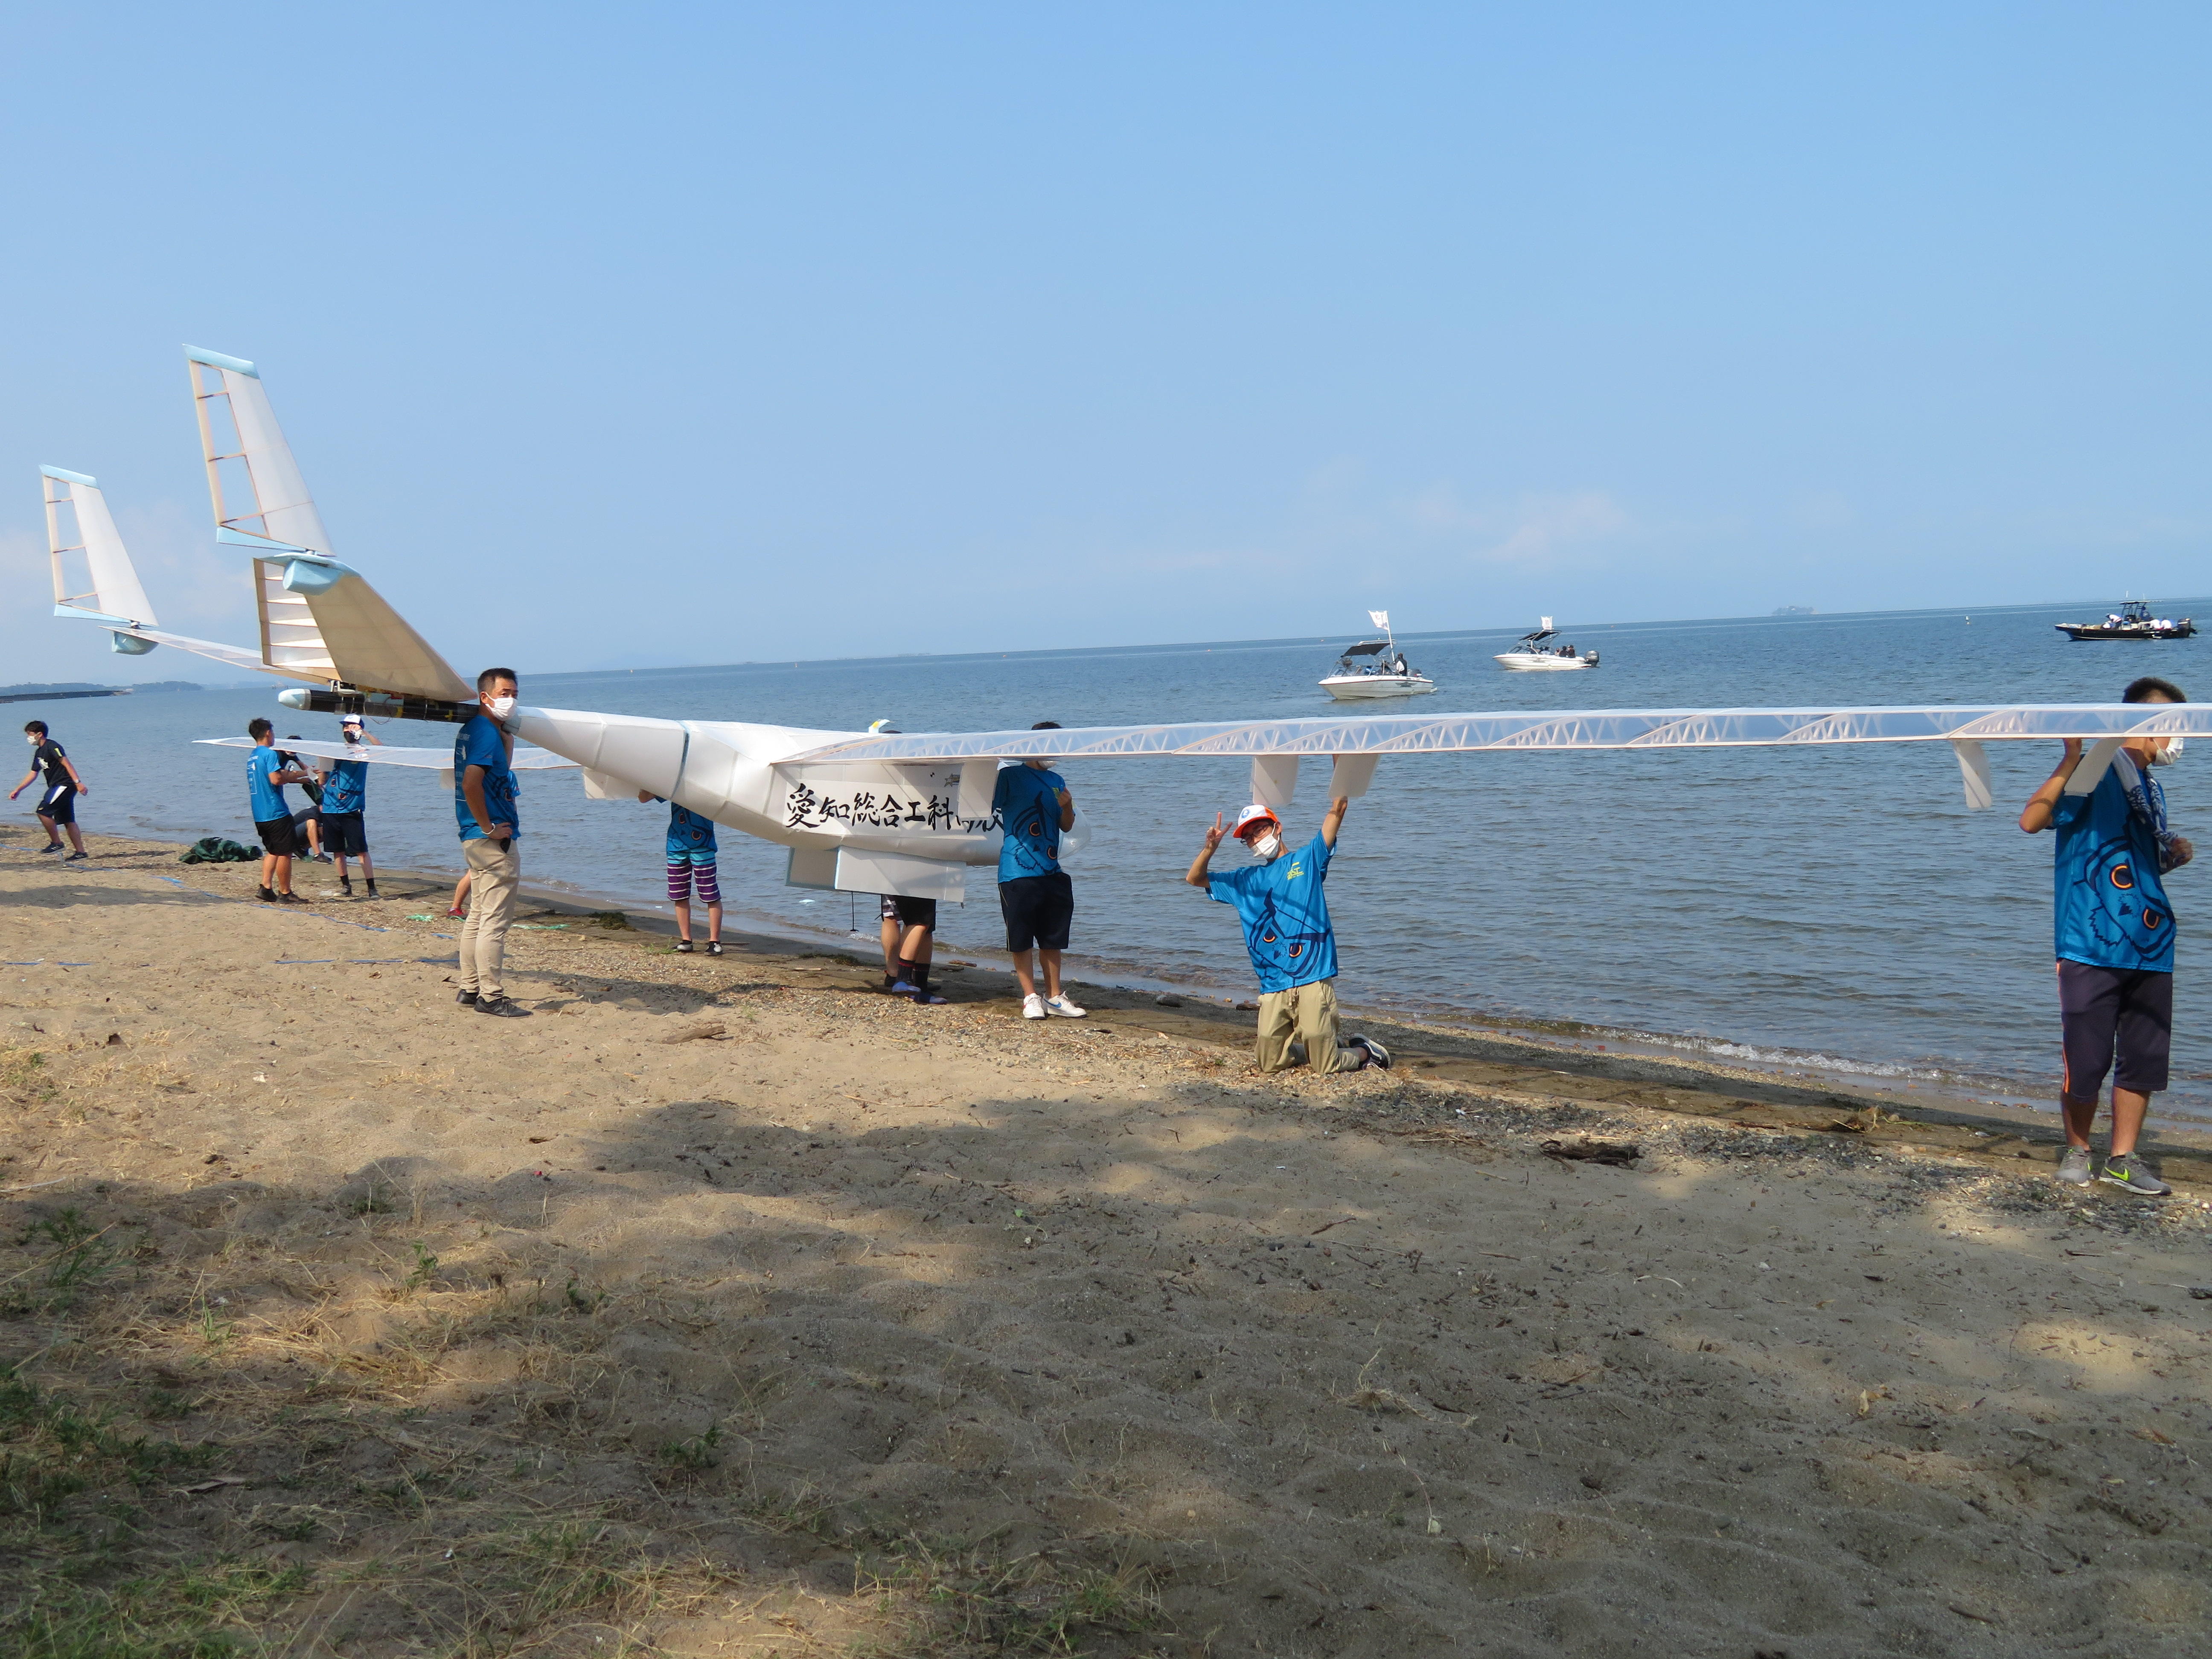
[30,809,2209,1138]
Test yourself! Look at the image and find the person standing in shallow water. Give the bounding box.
[454,669,528,1018]
[2019,675,2194,1196]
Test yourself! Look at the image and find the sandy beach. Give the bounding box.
[6,824,2212,1657]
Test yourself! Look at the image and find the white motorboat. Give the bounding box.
[1319,610,1435,699]
[1495,618,1598,671]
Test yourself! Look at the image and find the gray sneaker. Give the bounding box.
[2056,1147,2093,1186]
[2099,1155,2171,1197]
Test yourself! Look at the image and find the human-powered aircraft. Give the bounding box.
[45,347,2212,901]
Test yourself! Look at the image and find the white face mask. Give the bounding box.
[486,695,516,719]
[1251,832,1282,859]
[2152,736,2183,766]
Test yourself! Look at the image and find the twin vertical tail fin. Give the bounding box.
[44,466,160,654]
[182,346,472,702]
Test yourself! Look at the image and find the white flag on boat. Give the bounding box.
[1368,610,1389,631]
[1541,616,1554,631]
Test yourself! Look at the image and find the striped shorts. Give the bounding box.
[667,858,720,905]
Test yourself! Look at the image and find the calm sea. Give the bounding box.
[19,600,2212,1119]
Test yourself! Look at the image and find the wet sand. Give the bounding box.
[5,825,2212,1656]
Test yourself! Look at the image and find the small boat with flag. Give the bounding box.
[1318,610,1436,700]
[2054,600,2197,642]
[1494,618,1599,671]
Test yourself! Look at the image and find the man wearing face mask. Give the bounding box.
[2020,675,2194,1194]
[1186,794,1388,1074]
[454,668,530,1018]
[993,722,1085,1019]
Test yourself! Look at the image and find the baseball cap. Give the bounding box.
[1232,804,1281,837]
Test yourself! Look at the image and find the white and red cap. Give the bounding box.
[1232,804,1281,838]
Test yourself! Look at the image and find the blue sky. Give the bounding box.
[4,3,2207,681]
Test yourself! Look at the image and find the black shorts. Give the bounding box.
[880,894,938,928]
[37,784,76,825]
[999,871,1073,952]
[321,812,367,856]
[254,816,298,857]
[2058,960,2173,1097]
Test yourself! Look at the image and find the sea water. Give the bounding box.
[20,600,2212,1119]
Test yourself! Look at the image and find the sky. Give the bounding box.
[4,2,2209,682]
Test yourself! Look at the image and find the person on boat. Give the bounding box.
[2018,674,2194,1196]
[1185,797,1388,1074]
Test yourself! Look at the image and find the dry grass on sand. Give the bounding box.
[3,827,2212,1657]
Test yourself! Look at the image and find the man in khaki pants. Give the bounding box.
[1185,795,1388,1074]
[454,667,530,1018]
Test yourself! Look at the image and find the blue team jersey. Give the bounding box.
[453,714,519,841]
[664,801,718,860]
[993,765,1067,882]
[1207,832,1339,992]
[247,746,289,821]
[2052,766,2177,973]
[321,757,369,816]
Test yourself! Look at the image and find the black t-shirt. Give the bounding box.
[33,740,70,788]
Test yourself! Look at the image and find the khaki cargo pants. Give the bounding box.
[458,837,522,999]
[1254,978,1363,1074]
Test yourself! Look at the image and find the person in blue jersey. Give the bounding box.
[12,720,90,861]
[639,790,724,956]
[993,722,1084,1019]
[2020,676,2194,1195]
[1185,796,1389,1075]
[454,668,529,1018]
[320,714,382,900]
[243,717,314,904]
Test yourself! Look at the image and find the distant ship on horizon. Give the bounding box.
[1772,605,1816,616]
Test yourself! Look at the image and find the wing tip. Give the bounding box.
[40,464,97,487]
[183,344,259,378]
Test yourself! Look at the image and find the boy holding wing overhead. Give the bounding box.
[1186,792,1388,1074]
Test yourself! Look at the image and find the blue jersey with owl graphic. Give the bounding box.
[1207,832,1339,992]
[2050,765,2177,973]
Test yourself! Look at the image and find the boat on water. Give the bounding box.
[2054,600,2197,641]
[1319,610,1435,699]
[1495,618,1598,671]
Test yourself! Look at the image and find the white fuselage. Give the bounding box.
[512,705,1001,864]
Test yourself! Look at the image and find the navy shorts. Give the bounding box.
[2058,960,2173,1097]
[880,894,938,928]
[321,812,367,856]
[999,872,1073,952]
[254,816,298,857]
[37,784,76,825]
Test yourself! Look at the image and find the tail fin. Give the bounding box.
[44,466,158,631]
[184,347,471,702]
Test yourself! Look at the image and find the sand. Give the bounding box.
[5,824,2212,1657]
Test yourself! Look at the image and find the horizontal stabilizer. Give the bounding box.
[195,736,577,769]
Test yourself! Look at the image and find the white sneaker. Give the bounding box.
[1045,995,1087,1018]
[1022,994,1047,1020]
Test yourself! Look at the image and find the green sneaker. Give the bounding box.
[2099,1155,2171,1197]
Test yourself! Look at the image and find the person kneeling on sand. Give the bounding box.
[1185,795,1388,1074]
[2019,674,2193,1195]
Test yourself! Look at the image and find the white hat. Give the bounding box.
[1232,803,1281,837]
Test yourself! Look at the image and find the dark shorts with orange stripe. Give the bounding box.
[2058,960,2172,1097]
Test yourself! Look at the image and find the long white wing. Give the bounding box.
[786,703,2212,763]
[186,346,472,701]
[195,736,577,769]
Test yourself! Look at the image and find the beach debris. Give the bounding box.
[1856,1386,1892,1417]
[2191,1286,2212,1300]
[1155,994,1184,1007]
[1237,1000,1260,1011]
[1540,1138,1640,1167]
[177,1475,249,1496]
[659,1022,727,1044]
[591,911,633,930]
[105,1032,121,1046]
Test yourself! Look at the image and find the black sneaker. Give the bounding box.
[41,842,66,854]
[259,886,279,903]
[62,850,88,862]
[1348,1034,1392,1070]
[277,891,308,904]
[475,996,532,1018]
[675,940,694,954]
[456,989,480,1007]
[340,879,353,896]
[364,882,380,898]
[705,941,724,957]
